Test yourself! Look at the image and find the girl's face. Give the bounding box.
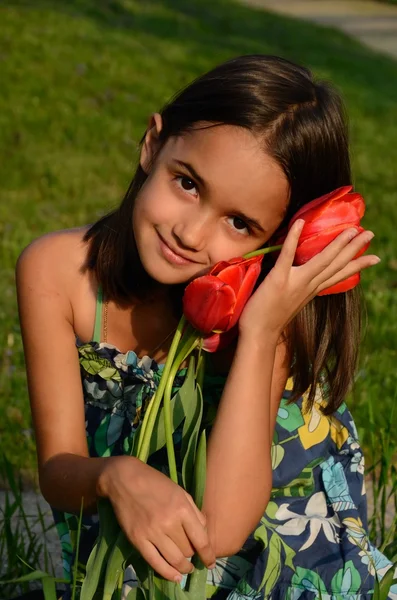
[133,120,289,285]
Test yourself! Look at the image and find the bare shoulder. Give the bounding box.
[16,226,93,328]
[16,227,89,283]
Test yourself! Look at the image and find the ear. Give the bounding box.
[140,113,163,174]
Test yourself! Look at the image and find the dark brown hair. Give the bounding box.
[85,54,361,415]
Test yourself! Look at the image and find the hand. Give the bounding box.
[97,456,216,582]
[238,219,379,340]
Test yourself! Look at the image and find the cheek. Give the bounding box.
[208,233,265,266]
[134,176,179,227]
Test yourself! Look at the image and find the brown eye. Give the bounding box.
[233,217,248,230]
[226,216,250,235]
[180,176,196,191]
[176,175,198,196]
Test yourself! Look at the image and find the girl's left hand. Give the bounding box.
[238,219,379,341]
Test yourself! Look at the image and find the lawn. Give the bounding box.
[0,0,396,487]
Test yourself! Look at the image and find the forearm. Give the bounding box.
[203,333,278,557]
[40,453,134,514]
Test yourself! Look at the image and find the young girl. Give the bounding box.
[16,55,394,600]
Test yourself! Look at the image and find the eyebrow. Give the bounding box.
[171,158,266,234]
[172,159,207,189]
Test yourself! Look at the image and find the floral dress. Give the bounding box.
[53,296,397,600]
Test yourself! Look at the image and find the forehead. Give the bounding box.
[160,124,289,224]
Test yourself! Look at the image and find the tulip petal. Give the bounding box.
[215,256,262,296]
[229,260,262,328]
[210,256,243,276]
[294,225,366,265]
[319,273,360,296]
[183,276,236,334]
[298,203,362,242]
[290,186,353,226]
[216,263,246,295]
[202,326,238,353]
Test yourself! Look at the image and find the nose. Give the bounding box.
[172,209,212,253]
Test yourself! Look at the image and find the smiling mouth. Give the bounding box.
[157,232,201,266]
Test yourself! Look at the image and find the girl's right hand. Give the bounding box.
[239,221,378,341]
[97,455,216,582]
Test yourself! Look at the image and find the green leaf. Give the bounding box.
[253,523,269,549]
[374,565,397,600]
[192,430,207,510]
[182,380,203,493]
[259,533,281,594]
[42,576,59,600]
[126,587,148,600]
[80,499,120,600]
[98,367,122,381]
[271,458,323,498]
[276,400,304,432]
[330,560,361,596]
[271,444,285,470]
[133,357,196,460]
[280,538,296,572]
[103,531,134,600]
[126,546,151,587]
[0,570,54,583]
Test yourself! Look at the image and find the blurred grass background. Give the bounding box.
[0,0,396,482]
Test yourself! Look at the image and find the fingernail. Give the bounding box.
[366,231,375,241]
[296,219,305,228]
[208,562,216,569]
[347,228,358,239]
[371,256,381,265]
[174,575,182,583]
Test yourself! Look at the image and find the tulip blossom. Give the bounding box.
[182,255,263,335]
[285,186,368,295]
[202,326,238,354]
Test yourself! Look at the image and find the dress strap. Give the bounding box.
[93,286,103,343]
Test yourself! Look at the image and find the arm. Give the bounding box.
[203,335,288,557]
[16,232,216,581]
[16,233,109,513]
[203,222,377,558]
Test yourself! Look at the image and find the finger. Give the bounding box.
[182,514,216,568]
[154,534,195,574]
[167,522,196,559]
[184,492,207,528]
[310,229,374,287]
[139,539,187,582]
[301,227,362,276]
[276,219,305,271]
[317,253,380,295]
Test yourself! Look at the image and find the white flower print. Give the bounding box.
[275,492,341,551]
[113,353,129,373]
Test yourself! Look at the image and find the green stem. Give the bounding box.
[137,315,187,463]
[196,348,206,391]
[135,391,156,457]
[244,244,282,259]
[163,331,200,483]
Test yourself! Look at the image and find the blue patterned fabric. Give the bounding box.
[53,339,397,599]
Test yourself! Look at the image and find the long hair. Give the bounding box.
[85,54,360,415]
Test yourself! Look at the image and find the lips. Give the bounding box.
[157,232,200,266]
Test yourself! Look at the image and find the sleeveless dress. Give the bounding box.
[53,289,397,600]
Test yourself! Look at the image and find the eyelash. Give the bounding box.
[173,174,252,236]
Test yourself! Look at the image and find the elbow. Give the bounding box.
[207,496,271,559]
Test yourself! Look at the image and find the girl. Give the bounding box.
[16,55,393,600]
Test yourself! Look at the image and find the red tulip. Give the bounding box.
[201,327,238,353]
[289,186,369,295]
[183,256,263,334]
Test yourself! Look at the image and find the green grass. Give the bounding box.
[0,0,397,482]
